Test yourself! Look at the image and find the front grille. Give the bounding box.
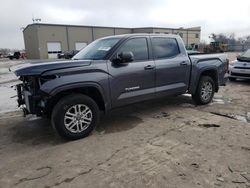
[234,66,250,69]
[231,72,250,77]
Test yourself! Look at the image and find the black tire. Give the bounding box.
[229,77,236,81]
[51,94,100,140]
[192,76,215,105]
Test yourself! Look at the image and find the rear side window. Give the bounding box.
[152,37,180,59]
[117,38,149,61]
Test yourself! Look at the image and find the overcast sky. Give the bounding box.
[1,0,250,49]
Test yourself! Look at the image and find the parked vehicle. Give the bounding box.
[203,42,228,53]
[228,49,250,81]
[8,52,21,60]
[57,50,79,59]
[57,51,66,59]
[12,34,228,140]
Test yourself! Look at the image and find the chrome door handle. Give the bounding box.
[180,61,188,66]
[144,65,155,70]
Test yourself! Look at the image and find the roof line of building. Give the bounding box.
[23,23,201,32]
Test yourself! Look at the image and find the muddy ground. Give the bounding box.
[0,81,249,188]
[0,57,250,188]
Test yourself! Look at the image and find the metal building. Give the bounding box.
[23,23,201,59]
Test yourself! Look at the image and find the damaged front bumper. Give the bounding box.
[16,83,43,116]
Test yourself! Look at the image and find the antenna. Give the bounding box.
[32,14,42,23]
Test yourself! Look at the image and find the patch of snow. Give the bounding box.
[0,85,19,113]
[0,68,10,74]
[234,115,248,123]
[0,73,18,84]
[27,116,42,121]
[246,112,250,122]
[182,94,192,97]
[212,98,225,104]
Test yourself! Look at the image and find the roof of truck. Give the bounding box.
[101,33,181,40]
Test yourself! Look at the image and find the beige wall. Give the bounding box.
[187,31,200,46]
[23,24,201,59]
[23,25,40,59]
[37,25,68,59]
[132,28,153,33]
[114,28,132,35]
[93,28,114,40]
[67,27,93,50]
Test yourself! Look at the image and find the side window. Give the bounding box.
[117,38,149,61]
[152,37,180,59]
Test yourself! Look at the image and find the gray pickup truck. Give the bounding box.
[13,34,228,140]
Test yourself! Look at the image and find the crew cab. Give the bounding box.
[12,34,228,140]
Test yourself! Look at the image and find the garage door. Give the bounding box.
[47,42,62,59]
[75,42,87,51]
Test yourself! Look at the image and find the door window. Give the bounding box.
[117,38,149,61]
[152,38,180,59]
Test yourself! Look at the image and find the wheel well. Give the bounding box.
[45,87,105,116]
[200,69,218,92]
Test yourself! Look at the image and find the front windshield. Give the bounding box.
[73,38,120,60]
[241,49,250,58]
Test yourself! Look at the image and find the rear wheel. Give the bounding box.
[51,94,100,140]
[192,76,215,105]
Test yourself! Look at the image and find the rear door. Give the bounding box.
[108,37,155,107]
[151,37,191,96]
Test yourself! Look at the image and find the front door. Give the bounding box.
[107,37,155,107]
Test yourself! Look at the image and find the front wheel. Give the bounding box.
[192,76,215,105]
[51,94,100,140]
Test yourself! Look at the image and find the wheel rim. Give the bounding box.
[201,81,213,101]
[64,104,93,133]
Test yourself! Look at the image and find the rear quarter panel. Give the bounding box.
[189,54,227,94]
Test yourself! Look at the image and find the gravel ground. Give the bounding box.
[0,55,249,188]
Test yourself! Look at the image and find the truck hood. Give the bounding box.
[12,60,92,76]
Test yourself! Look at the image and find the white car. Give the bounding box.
[228,49,250,81]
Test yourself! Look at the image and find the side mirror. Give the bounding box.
[114,51,134,63]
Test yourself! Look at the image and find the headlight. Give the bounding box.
[230,60,237,67]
